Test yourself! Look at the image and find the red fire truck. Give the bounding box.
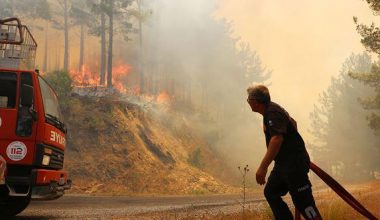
[0,18,71,216]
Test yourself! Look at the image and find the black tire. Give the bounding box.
[0,187,31,216]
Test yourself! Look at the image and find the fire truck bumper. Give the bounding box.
[31,169,71,200]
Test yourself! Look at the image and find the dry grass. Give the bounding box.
[64,96,237,195]
[315,180,380,220]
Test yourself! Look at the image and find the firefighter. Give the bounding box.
[246,85,322,220]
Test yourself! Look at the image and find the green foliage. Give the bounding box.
[70,1,92,26]
[354,1,380,54]
[43,70,73,97]
[355,21,380,54]
[351,70,380,134]
[35,0,52,21]
[364,0,380,15]
[187,148,204,169]
[353,2,380,134]
[0,0,51,19]
[237,42,272,84]
[43,70,73,110]
[88,0,135,31]
[310,53,380,179]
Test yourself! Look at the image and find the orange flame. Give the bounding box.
[112,63,132,94]
[157,91,170,104]
[69,62,132,94]
[70,64,100,86]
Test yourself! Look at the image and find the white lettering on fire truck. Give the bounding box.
[6,141,27,161]
[50,130,66,145]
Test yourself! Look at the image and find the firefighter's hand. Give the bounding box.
[256,166,267,185]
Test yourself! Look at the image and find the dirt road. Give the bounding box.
[13,193,265,220]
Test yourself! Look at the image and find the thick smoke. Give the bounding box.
[139,0,272,171]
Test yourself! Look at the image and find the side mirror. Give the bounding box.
[21,84,33,107]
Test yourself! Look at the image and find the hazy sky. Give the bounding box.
[216,0,380,140]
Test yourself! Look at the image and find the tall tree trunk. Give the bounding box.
[100,8,106,85]
[137,0,144,94]
[79,24,84,73]
[43,21,48,72]
[107,0,114,89]
[55,47,61,70]
[63,0,69,71]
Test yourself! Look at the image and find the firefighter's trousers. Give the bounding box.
[264,165,322,220]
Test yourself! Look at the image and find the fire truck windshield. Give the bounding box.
[38,76,64,126]
[0,72,17,109]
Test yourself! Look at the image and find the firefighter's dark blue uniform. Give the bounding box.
[263,102,322,220]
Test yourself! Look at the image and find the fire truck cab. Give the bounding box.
[0,18,71,216]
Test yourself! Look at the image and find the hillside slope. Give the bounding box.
[63,95,235,195]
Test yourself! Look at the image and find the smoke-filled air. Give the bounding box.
[0,0,379,219]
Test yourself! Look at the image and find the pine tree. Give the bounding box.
[310,53,380,180]
[352,0,380,135]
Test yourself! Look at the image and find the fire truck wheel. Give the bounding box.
[0,193,31,216]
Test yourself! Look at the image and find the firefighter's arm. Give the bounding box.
[256,135,283,185]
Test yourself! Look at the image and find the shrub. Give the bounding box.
[42,70,73,110]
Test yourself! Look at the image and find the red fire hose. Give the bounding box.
[295,162,378,220]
